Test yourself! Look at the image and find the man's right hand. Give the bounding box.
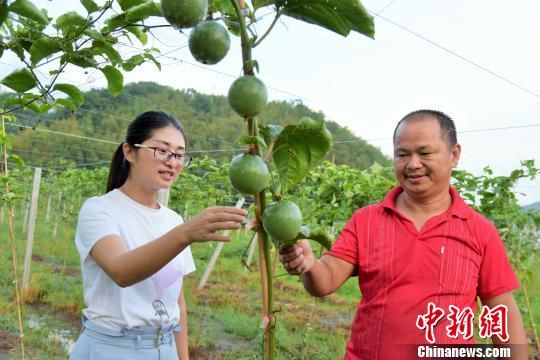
[279,239,316,275]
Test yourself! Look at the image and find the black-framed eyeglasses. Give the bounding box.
[134,144,192,167]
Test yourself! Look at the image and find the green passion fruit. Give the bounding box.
[228,75,268,118]
[228,154,270,194]
[189,20,230,65]
[262,200,303,247]
[161,0,207,28]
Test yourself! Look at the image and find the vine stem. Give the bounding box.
[2,115,25,359]
[230,0,275,359]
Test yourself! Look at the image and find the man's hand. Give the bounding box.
[279,240,316,275]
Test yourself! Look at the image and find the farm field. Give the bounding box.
[0,162,539,359]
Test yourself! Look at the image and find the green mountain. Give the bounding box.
[8,82,390,169]
[523,201,540,212]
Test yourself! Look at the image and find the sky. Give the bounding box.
[1,0,540,205]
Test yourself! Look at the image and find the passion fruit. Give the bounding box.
[228,75,268,118]
[189,20,230,65]
[262,200,302,247]
[228,154,270,194]
[161,0,207,28]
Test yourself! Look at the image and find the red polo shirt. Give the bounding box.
[326,186,519,360]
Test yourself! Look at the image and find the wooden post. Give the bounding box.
[45,194,51,222]
[0,205,4,224]
[22,201,29,233]
[157,188,170,207]
[22,167,42,293]
[245,231,258,268]
[183,203,189,220]
[198,197,245,289]
[52,219,58,239]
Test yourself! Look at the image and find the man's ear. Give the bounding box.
[451,143,461,168]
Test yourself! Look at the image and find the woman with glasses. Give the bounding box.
[70,111,246,360]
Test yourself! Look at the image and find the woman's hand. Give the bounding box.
[178,206,247,243]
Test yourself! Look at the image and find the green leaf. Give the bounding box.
[125,26,148,45]
[118,0,147,11]
[9,0,49,25]
[0,3,8,27]
[237,135,267,148]
[104,14,127,32]
[29,37,62,65]
[53,83,84,106]
[253,0,276,11]
[61,49,98,68]
[80,0,99,14]
[55,98,77,111]
[272,117,332,193]
[143,53,161,70]
[222,15,240,37]
[208,0,236,15]
[122,54,145,71]
[296,225,333,250]
[125,1,161,22]
[260,124,283,148]
[84,28,106,42]
[91,40,122,66]
[56,11,87,29]
[100,65,124,96]
[277,0,374,38]
[0,68,36,93]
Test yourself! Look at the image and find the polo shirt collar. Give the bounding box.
[381,185,472,219]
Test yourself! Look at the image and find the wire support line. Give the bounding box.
[369,11,540,101]
[5,123,120,145]
[332,123,540,144]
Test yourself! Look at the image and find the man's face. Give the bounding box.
[393,117,461,200]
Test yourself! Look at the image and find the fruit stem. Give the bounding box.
[231,0,254,75]
[231,1,275,358]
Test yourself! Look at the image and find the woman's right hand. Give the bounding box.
[178,206,247,244]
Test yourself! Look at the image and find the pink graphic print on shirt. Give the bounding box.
[153,261,180,300]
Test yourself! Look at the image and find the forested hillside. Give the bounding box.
[7,82,389,169]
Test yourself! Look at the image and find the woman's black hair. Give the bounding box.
[106,111,185,192]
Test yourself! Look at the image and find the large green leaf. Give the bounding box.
[53,83,84,106]
[9,0,49,25]
[125,1,161,22]
[56,11,87,30]
[277,0,374,38]
[118,0,147,11]
[91,40,122,66]
[56,98,77,111]
[0,68,36,93]
[296,225,333,250]
[100,65,124,96]
[80,0,99,14]
[0,3,8,27]
[253,0,276,12]
[61,49,98,68]
[125,26,148,45]
[30,37,62,65]
[272,117,332,193]
[143,53,161,71]
[208,0,236,15]
[122,54,145,71]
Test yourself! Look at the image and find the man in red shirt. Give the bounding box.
[279,110,528,359]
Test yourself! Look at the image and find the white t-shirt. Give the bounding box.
[74,189,195,330]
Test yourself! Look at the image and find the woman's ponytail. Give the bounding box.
[106,144,130,192]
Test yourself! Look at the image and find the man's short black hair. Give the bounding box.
[393,109,457,147]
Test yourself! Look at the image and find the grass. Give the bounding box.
[0,203,538,359]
